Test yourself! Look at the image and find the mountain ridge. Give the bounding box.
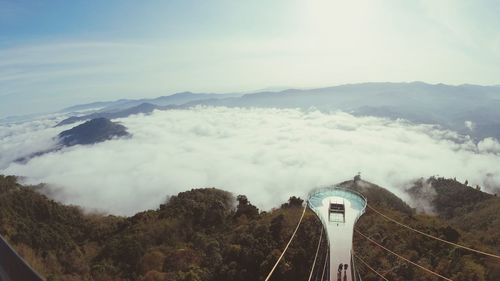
[55,82,500,140]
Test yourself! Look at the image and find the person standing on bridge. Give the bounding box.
[337,263,343,281]
[343,264,349,281]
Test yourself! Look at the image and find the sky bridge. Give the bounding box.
[308,187,367,281]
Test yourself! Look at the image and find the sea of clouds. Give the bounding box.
[1,107,500,215]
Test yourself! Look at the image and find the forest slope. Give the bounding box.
[0,175,499,281]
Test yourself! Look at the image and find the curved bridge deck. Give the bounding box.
[308,187,367,281]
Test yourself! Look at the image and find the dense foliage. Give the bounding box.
[0,175,323,281]
[347,178,500,281]
[1,175,499,281]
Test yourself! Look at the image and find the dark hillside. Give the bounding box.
[350,177,500,281]
[0,175,323,281]
[58,117,130,147]
[1,175,499,280]
[0,175,126,279]
[338,179,413,214]
[407,177,494,218]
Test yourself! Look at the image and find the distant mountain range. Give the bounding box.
[56,103,175,126]
[60,92,242,113]
[56,82,500,140]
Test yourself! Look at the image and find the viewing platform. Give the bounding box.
[308,186,367,281]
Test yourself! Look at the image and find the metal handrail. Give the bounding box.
[308,186,367,207]
[308,186,367,222]
[0,234,45,281]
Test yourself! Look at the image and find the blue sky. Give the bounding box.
[1,0,499,117]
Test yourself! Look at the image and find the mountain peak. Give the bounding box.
[58,118,130,146]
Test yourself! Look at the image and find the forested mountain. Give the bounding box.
[0,175,322,281]
[345,178,500,281]
[0,175,499,281]
[58,118,130,146]
[13,118,130,165]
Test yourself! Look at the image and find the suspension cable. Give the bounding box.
[353,252,389,281]
[367,204,500,260]
[307,227,323,281]
[355,229,453,281]
[320,248,328,281]
[264,204,307,281]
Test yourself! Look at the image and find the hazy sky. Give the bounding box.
[1,0,499,117]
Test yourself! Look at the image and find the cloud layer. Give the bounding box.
[2,107,500,215]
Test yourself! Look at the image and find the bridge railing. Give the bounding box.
[0,234,45,281]
[307,185,367,221]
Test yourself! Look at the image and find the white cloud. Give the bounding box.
[477,137,500,154]
[0,114,74,169]
[464,120,475,131]
[2,107,500,215]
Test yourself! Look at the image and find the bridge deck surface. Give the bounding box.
[309,190,365,281]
